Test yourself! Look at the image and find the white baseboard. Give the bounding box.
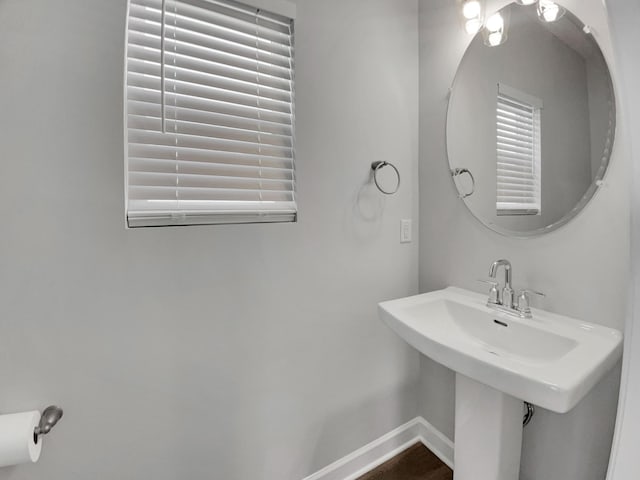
[414,417,454,470]
[301,417,454,480]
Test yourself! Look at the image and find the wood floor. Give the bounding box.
[356,443,453,480]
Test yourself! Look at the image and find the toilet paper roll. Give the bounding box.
[0,411,42,468]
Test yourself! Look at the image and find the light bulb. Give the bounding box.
[465,18,483,34]
[516,0,537,4]
[488,31,504,46]
[462,0,481,19]
[543,5,559,21]
[537,0,565,22]
[543,4,559,21]
[486,13,504,32]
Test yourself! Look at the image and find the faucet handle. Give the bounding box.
[477,279,500,305]
[516,289,545,316]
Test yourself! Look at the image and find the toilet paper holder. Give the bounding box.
[33,406,63,442]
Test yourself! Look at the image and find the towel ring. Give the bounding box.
[371,161,400,195]
[451,167,475,199]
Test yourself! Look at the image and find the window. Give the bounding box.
[125,0,296,227]
[496,84,542,216]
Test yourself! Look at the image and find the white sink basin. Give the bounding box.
[378,287,623,413]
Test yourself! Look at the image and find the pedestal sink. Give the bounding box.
[378,287,623,480]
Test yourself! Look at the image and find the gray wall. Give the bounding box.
[418,0,628,479]
[449,5,593,232]
[606,0,640,477]
[0,1,420,479]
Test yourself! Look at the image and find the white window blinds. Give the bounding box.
[125,0,296,227]
[496,84,542,216]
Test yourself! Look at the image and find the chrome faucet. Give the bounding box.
[489,259,514,309]
[479,259,545,318]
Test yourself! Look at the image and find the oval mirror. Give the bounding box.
[446,2,616,236]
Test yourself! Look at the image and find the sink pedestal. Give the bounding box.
[454,374,523,480]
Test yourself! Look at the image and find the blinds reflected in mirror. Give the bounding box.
[125,0,296,227]
[496,84,541,216]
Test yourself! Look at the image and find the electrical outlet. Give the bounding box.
[400,219,412,243]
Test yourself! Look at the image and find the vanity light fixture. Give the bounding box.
[482,11,508,47]
[537,0,566,22]
[460,0,484,34]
